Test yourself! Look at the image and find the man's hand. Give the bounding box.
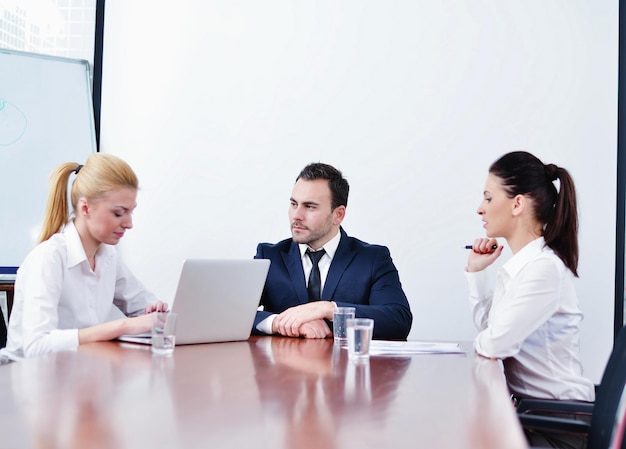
[272,302,335,337]
[299,319,332,339]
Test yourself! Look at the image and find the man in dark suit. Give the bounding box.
[253,163,412,340]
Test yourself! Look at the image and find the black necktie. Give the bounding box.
[306,248,326,301]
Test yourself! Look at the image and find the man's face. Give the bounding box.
[288,179,345,250]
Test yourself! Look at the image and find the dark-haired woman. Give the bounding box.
[465,151,594,447]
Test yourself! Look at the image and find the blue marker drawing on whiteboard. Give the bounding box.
[0,98,28,146]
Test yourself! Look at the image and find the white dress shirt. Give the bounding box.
[256,231,341,334]
[1,221,157,360]
[297,230,341,290]
[465,237,595,401]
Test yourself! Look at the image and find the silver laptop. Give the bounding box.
[118,258,270,345]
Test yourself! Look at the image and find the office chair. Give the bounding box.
[0,308,6,348]
[517,325,626,449]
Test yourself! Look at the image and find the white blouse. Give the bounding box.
[2,221,157,360]
[465,237,595,401]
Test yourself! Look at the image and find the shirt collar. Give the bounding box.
[298,229,341,260]
[502,236,547,278]
[64,220,89,268]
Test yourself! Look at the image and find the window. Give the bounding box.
[0,0,97,68]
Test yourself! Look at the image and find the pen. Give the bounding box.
[465,244,498,250]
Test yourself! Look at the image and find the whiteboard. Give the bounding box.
[0,49,96,272]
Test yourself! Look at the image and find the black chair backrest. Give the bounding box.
[609,386,626,449]
[589,326,626,449]
[0,308,6,348]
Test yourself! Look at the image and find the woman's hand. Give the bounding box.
[144,300,168,314]
[78,313,156,344]
[123,313,154,335]
[466,238,504,272]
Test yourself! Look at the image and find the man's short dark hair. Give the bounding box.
[296,163,349,210]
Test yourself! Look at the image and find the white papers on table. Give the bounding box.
[369,340,466,356]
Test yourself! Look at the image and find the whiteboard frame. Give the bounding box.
[0,48,97,273]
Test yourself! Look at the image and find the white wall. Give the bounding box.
[100,0,618,382]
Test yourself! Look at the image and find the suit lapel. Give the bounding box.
[282,242,309,304]
[323,229,355,300]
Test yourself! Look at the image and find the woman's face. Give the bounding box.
[82,187,137,246]
[476,174,516,239]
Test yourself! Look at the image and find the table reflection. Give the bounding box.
[10,342,154,449]
[250,337,412,449]
[466,353,528,449]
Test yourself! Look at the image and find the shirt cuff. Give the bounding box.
[50,328,80,351]
[464,269,490,298]
[23,328,79,358]
[256,314,276,335]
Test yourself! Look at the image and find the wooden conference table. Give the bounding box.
[0,336,528,449]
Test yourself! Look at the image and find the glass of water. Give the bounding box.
[346,318,374,360]
[333,306,356,345]
[151,312,177,355]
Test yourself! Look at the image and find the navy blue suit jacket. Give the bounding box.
[253,228,412,340]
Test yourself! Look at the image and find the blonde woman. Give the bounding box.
[1,153,166,361]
